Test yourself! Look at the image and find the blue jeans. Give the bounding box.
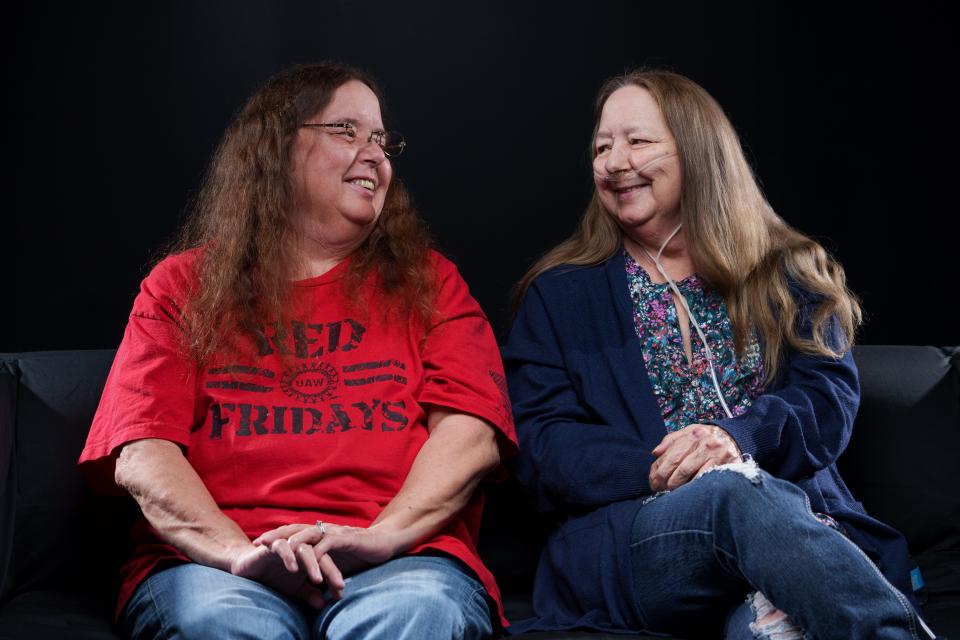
[630,466,932,639]
[123,555,494,640]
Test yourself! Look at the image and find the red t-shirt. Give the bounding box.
[79,248,518,625]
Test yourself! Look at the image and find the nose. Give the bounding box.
[358,137,387,166]
[603,139,631,175]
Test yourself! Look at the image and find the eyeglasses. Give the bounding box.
[300,122,406,157]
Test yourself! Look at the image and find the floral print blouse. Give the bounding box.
[624,250,765,432]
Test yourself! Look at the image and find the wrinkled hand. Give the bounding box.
[230,540,344,608]
[649,423,742,491]
[254,523,399,577]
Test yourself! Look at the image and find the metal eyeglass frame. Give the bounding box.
[300,122,406,157]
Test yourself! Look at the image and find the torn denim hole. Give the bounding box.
[746,591,805,640]
[695,453,761,484]
[644,455,761,504]
[642,490,670,505]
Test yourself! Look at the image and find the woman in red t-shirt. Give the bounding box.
[80,62,517,640]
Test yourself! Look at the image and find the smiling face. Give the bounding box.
[593,85,682,239]
[289,80,393,250]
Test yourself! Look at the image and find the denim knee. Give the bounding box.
[173,596,304,640]
[318,556,492,640]
[395,579,478,629]
[691,465,806,520]
[123,563,310,640]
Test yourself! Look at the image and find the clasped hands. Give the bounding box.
[649,423,742,492]
[229,522,397,609]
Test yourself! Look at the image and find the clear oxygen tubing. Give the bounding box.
[640,224,735,420]
[595,149,733,418]
[595,150,677,185]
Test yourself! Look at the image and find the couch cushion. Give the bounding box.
[921,593,960,637]
[1,351,138,599]
[843,345,960,602]
[0,590,119,640]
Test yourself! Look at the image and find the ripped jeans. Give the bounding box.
[629,463,932,639]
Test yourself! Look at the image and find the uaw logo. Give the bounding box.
[280,361,339,403]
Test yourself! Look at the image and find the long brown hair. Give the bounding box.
[516,70,861,382]
[170,62,435,364]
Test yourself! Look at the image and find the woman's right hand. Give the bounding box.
[649,423,742,491]
[230,542,344,608]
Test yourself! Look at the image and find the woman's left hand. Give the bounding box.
[649,423,742,491]
[254,523,399,576]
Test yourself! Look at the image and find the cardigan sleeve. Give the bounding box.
[503,282,654,514]
[710,294,861,481]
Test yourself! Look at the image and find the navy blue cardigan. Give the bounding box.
[502,252,914,634]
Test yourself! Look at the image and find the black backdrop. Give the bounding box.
[6,2,957,352]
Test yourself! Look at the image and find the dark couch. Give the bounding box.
[1,347,958,639]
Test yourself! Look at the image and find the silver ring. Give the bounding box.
[315,520,326,536]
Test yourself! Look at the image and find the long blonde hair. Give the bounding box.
[516,69,861,382]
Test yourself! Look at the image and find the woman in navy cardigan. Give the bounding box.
[503,70,934,639]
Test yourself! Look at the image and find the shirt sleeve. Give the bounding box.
[503,281,655,514]
[710,292,861,481]
[417,255,518,464]
[78,255,200,494]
